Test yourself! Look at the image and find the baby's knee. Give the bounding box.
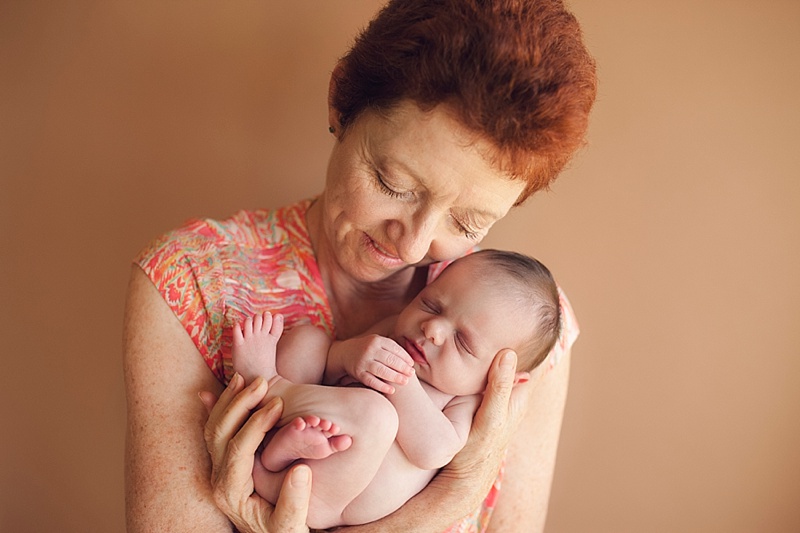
[351,389,399,440]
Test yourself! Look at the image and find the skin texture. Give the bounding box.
[223,252,545,528]
[123,102,571,532]
[487,352,571,532]
[124,267,314,533]
[392,257,535,396]
[309,101,525,339]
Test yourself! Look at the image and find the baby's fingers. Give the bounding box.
[361,373,396,395]
[393,346,415,371]
[380,343,415,375]
[370,359,413,385]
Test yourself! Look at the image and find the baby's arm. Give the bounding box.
[388,375,481,470]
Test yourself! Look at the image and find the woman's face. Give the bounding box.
[319,100,525,283]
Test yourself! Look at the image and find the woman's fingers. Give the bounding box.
[209,384,314,532]
[212,396,284,513]
[204,375,268,466]
[445,349,530,486]
[473,350,518,435]
[226,395,284,476]
[198,390,219,414]
[200,374,314,532]
[270,465,314,532]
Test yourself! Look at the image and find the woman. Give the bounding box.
[123,1,596,531]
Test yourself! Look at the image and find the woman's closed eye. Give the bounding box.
[375,171,412,200]
[450,215,482,241]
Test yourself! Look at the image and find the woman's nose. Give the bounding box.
[395,208,441,264]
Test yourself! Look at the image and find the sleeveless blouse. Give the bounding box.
[135,198,579,532]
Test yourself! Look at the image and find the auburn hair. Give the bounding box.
[332,0,597,204]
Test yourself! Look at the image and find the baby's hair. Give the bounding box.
[461,249,561,371]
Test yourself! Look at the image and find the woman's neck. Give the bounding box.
[306,198,427,338]
[326,267,426,338]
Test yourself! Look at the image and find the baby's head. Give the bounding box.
[394,249,561,396]
[455,250,562,373]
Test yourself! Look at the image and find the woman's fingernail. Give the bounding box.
[501,351,517,369]
[230,372,241,387]
[264,396,282,411]
[251,375,268,390]
[291,465,311,487]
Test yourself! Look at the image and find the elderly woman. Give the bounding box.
[123,0,596,532]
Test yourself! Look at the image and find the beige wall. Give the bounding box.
[2,1,798,531]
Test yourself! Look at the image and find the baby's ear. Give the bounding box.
[513,371,531,386]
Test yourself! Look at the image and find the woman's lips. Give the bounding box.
[364,233,405,267]
[403,338,428,366]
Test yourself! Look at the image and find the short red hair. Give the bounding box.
[332,0,597,203]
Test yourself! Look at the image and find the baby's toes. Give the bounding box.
[316,418,333,432]
[269,313,284,338]
[232,324,245,345]
[302,415,321,428]
[260,311,273,332]
[252,312,263,332]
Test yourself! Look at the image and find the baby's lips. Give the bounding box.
[403,338,428,366]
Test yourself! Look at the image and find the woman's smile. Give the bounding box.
[363,232,405,268]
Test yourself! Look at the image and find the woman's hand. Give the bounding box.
[199,374,313,533]
[430,349,531,509]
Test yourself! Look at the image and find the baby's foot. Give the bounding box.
[261,415,353,472]
[231,311,285,383]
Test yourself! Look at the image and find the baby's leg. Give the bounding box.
[255,384,400,529]
[231,311,284,383]
[292,387,399,529]
[261,414,352,472]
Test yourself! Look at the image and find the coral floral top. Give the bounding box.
[135,198,579,532]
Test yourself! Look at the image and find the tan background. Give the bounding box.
[2,1,799,531]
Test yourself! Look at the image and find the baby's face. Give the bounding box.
[392,258,531,396]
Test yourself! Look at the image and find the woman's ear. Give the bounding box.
[328,61,344,135]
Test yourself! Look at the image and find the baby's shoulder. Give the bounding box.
[443,393,482,412]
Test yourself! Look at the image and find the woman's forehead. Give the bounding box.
[360,103,524,217]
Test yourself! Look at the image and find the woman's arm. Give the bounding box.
[486,350,571,533]
[124,266,312,532]
[123,265,232,531]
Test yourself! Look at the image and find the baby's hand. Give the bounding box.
[336,335,415,394]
